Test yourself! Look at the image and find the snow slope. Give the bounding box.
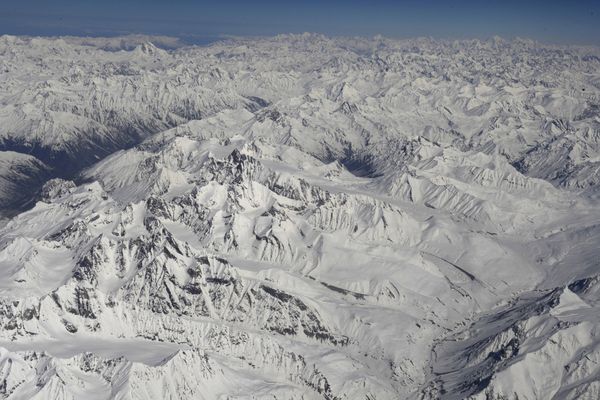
[0,152,49,216]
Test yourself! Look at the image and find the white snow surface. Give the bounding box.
[0,34,599,399]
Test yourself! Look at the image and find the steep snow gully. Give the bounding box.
[0,34,599,399]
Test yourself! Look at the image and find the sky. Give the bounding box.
[0,0,599,45]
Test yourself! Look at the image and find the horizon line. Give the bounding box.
[2,31,600,49]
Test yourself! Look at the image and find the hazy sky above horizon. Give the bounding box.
[1,0,599,45]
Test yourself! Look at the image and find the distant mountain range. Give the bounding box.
[0,34,599,399]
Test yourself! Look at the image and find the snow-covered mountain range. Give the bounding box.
[0,33,599,399]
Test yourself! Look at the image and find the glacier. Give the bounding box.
[0,33,599,399]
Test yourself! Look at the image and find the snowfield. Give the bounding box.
[0,33,599,399]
